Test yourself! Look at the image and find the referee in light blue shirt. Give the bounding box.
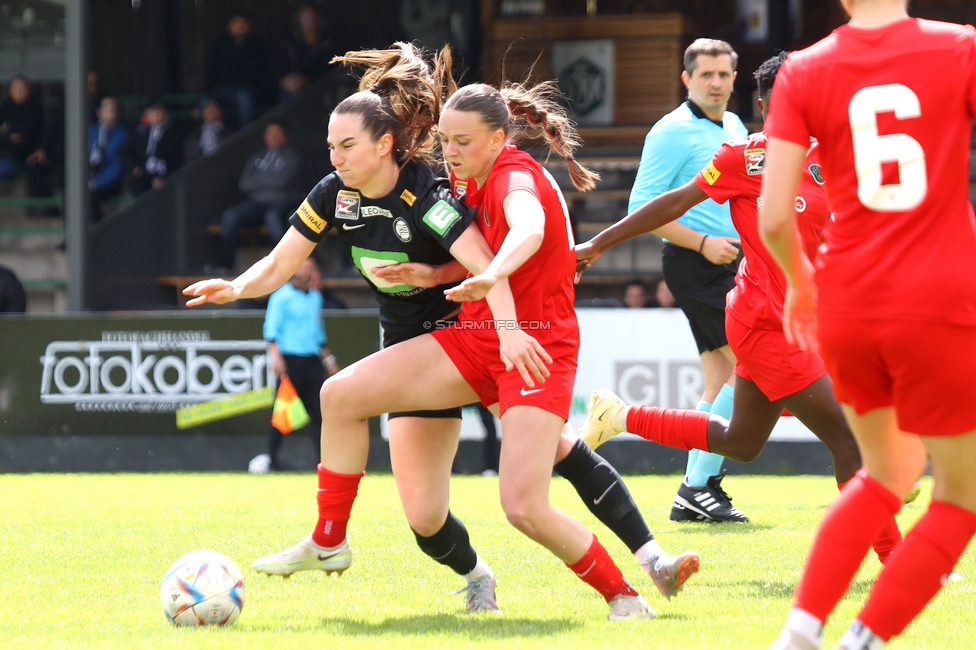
[249,257,341,474]
[629,39,749,523]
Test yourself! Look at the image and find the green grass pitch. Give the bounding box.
[0,473,972,649]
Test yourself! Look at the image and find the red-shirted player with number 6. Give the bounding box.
[759,1,976,649]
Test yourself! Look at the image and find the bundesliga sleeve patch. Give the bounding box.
[744,148,766,176]
[422,200,461,236]
[297,199,326,234]
[700,161,721,185]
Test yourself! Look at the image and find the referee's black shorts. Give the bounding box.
[383,317,463,420]
[661,242,740,354]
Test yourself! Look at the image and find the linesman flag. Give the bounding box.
[271,376,311,434]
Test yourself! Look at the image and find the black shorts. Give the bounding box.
[661,242,740,354]
[383,316,463,420]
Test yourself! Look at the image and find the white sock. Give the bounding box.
[838,621,885,650]
[635,539,666,569]
[785,609,824,648]
[463,555,492,582]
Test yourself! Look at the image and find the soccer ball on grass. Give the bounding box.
[160,550,244,626]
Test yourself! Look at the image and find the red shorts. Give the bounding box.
[818,315,976,435]
[432,326,577,420]
[727,313,826,402]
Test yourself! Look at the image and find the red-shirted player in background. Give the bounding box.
[760,1,976,648]
[574,53,902,563]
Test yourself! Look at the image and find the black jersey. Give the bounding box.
[289,160,475,337]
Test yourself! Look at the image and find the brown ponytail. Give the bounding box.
[445,81,599,192]
[331,43,456,168]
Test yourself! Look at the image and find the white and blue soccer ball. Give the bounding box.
[160,550,244,626]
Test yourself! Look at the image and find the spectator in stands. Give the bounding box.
[216,120,305,272]
[652,277,677,308]
[278,5,337,103]
[0,264,27,313]
[0,75,43,186]
[184,98,234,163]
[88,96,129,222]
[204,12,275,126]
[26,102,64,210]
[623,279,648,309]
[130,101,182,197]
[248,257,340,474]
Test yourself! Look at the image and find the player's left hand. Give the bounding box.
[182,278,240,307]
[783,278,819,354]
[373,262,438,287]
[497,328,552,387]
[445,273,496,302]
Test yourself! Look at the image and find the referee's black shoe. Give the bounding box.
[669,470,749,523]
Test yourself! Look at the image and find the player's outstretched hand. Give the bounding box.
[783,279,819,354]
[182,278,240,307]
[497,328,552,387]
[373,262,439,288]
[445,273,496,302]
[574,241,603,284]
[702,236,740,265]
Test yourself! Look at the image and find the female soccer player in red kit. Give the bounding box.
[760,1,976,648]
[247,78,665,620]
[574,52,902,564]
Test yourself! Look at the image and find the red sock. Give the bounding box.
[312,464,364,548]
[566,535,638,603]
[838,479,902,564]
[858,500,976,641]
[794,470,902,622]
[625,406,710,452]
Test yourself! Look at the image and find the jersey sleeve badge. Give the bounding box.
[744,148,766,176]
[297,199,327,234]
[336,190,361,220]
[422,200,462,236]
[808,163,825,184]
[700,160,722,185]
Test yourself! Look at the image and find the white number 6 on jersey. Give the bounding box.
[848,84,927,211]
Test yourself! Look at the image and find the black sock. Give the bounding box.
[554,438,654,553]
[413,511,478,576]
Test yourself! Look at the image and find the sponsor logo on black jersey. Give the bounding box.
[808,164,824,185]
[336,190,360,220]
[422,200,461,236]
[744,147,765,176]
[297,199,326,234]
[393,217,412,242]
[400,189,416,206]
[361,206,394,218]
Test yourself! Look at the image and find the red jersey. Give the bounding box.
[765,18,976,324]
[449,145,580,350]
[695,132,831,330]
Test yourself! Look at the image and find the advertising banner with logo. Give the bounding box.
[0,311,379,439]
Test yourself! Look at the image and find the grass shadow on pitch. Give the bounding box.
[319,613,579,638]
[743,578,873,600]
